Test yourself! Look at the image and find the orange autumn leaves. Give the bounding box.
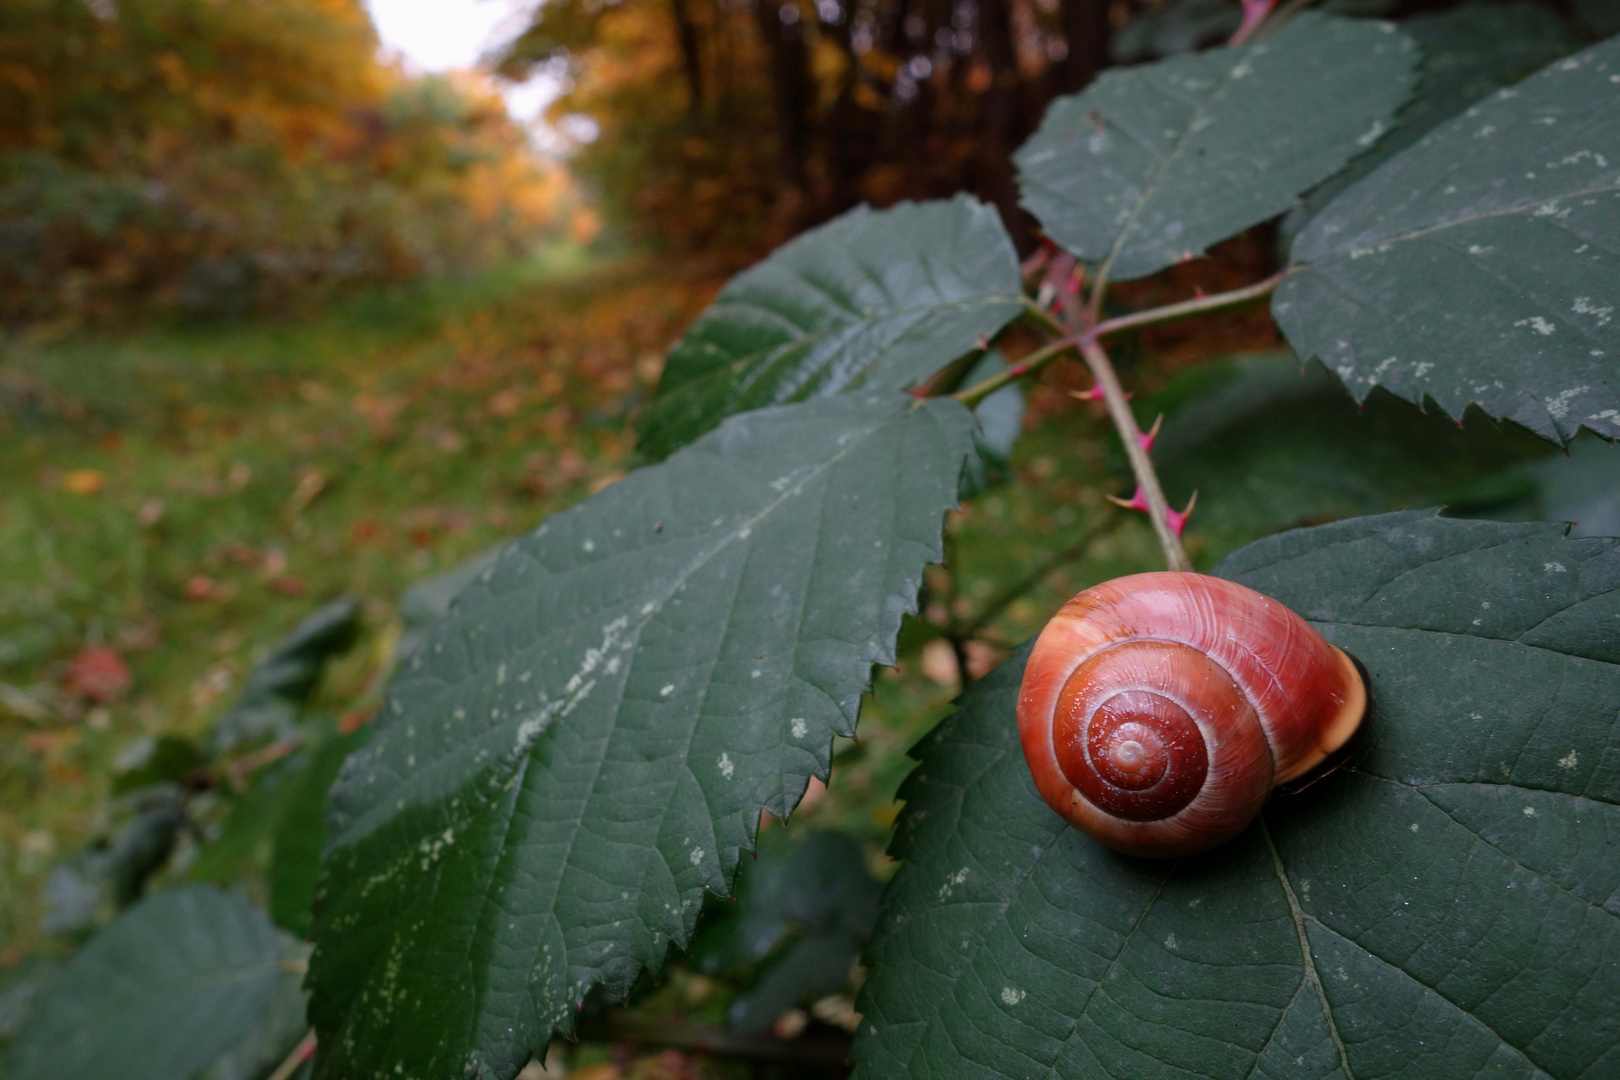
[0,0,590,324]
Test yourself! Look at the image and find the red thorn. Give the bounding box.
[1231,0,1277,43]
[1106,486,1151,514]
[1006,362,1029,378]
[1194,286,1206,298]
[976,333,991,350]
[1138,415,1162,454]
[1070,385,1129,402]
[1107,487,1197,537]
[908,386,928,399]
[1064,271,1083,295]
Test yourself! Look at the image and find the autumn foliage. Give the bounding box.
[0,0,583,324]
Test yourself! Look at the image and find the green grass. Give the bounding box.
[0,243,717,953]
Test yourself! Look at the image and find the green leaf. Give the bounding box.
[691,829,881,1033]
[636,197,1022,460]
[1015,14,1417,282]
[958,350,1026,499]
[5,886,290,1080]
[1275,37,1620,445]
[267,728,369,938]
[854,512,1620,1079]
[212,596,361,752]
[1525,432,1620,537]
[395,547,500,665]
[308,392,975,1079]
[1284,2,1579,241]
[1148,353,1553,563]
[112,734,203,795]
[1109,0,1240,65]
[189,754,313,886]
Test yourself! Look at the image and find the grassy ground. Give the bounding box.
[0,245,726,951]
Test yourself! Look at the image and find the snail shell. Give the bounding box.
[1017,572,1366,858]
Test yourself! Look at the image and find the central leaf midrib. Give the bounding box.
[1097,50,1248,282]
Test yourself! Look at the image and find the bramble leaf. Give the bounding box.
[308,392,975,1079]
[637,196,1022,460]
[1283,1,1578,240]
[4,887,293,1080]
[1015,14,1417,282]
[1276,36,1620,444]
[854,512,1620,1080]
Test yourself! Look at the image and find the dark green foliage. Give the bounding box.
[267,728,369,938]
[4,887,292,1080]
[211,597,360,752]
[638,198,1023,460]
[692,829,881,1034]
[307,393,974,1078]
[1276,36,1620,444]
[854,513,1620,1079]
[1149,354,1554,562]
[1284,2,1579,240]
[1017,15,1417,282]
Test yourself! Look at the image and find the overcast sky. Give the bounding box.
[365,0,563,143]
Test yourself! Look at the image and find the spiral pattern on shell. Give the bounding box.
[1018,572,1366,858]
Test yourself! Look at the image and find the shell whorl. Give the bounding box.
[1018,572,1366,858]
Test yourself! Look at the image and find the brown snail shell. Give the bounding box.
[1017,572,1366,858]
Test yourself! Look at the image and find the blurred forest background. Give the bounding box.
[4,0,1618,1076]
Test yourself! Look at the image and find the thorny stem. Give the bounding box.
[954,330,1078,408]
[1078,337,1190,571]
[953,274,1284,409]
[1252,0,1318,41]
[1090,271,1283,338]
[266,1031,316,1080]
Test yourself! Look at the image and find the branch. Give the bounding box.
[952,275,1283,408]
[575,1011,851,1066]
[1079,338,1190,571]
[1089,272,1283,338]
[266,1031,316,1080]
[952,333,1079,408]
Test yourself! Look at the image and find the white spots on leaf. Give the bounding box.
[1474,125,1496,139]
[1558,750,1579,770]
[1163,933,1178,951]
[1523,806,1537,817]
[718,752,735,779]
[1410,823,1419,833]
[1000,987,1026,1006]
[1414,362,1433,379]
[1544,561,1567,573]
[1544,386,1589,419]
[604,656,621,676]
[1467,245,1493,256]
[661,684,676,698]
[497,663,507,686]
[1515,316,1556,337]
[1573,297,1614,326]
[582,539,595,553]
[1229,59,1254,80]
[790,717,808,739]
[751,669,762,679]
[1356,120,1385,148]
[739,526,752,541]
[689,846,705,866]
[938,866,970,900]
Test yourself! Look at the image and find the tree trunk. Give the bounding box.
[669,0,706,114]
[976,0,1032,250]
[753,0,813,192]
[1058,0,1110,95]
